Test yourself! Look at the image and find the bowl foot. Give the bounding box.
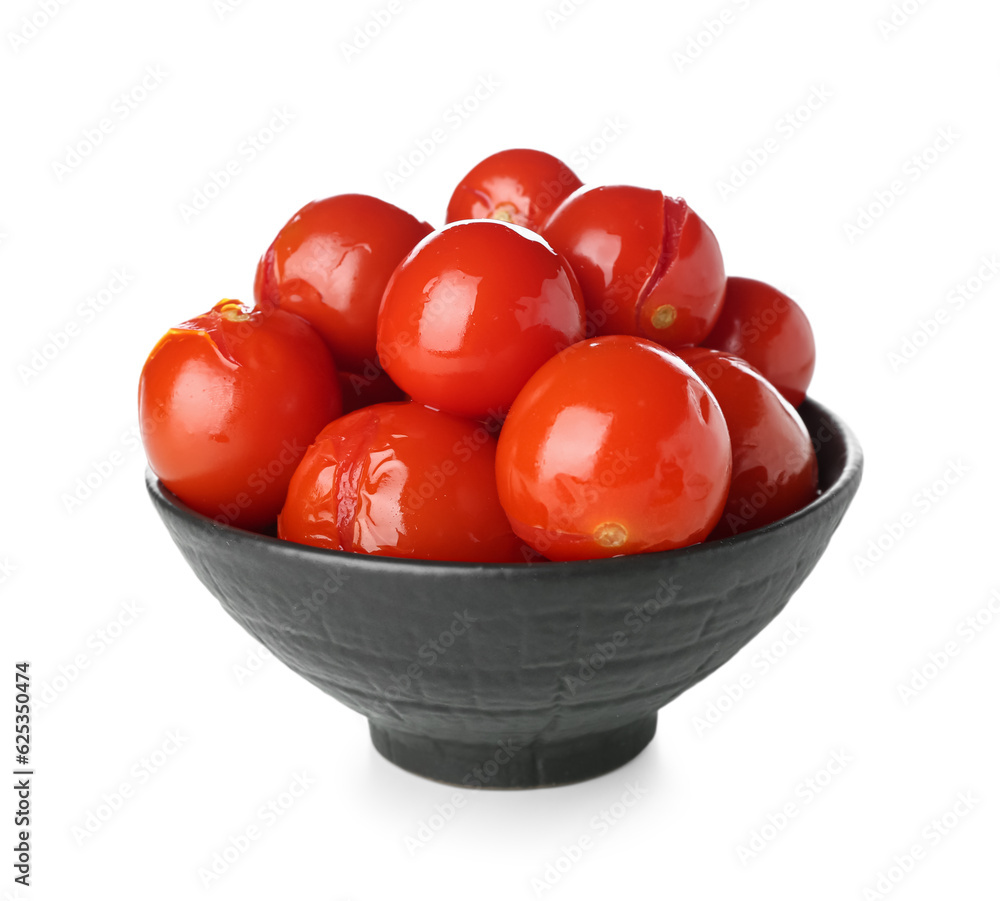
[369,713,657,789]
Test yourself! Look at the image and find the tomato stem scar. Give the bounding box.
[594,522,628,548]
[217,299,250,322]
[651,304,677,330]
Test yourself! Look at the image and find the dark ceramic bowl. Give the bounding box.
[148,398,861,788]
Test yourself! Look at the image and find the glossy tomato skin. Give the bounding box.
[376,220,586,420]
[445,148,583,232]
[541,185,726,347]
[702,276,815,407]
[496,336,732,562]
[254,193,433,373]
[676,348,818,540]
[139,300,342,532]
[278,401,525,563]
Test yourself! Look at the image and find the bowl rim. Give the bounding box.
[146,397,863,578]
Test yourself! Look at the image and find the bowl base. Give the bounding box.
[369,714,657,789]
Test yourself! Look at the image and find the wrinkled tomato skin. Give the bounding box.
[676,348,819,540]
[701,276,815,407]
[541,185,725,347]
[495,336,732,562]
[139,300,342,532]
[376,220,586,420]
[254,193,433,373]
[446,148,583,232]
[279,401,525,563]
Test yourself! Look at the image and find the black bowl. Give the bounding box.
[147,398,862,788]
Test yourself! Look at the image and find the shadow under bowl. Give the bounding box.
[147,398,862,788]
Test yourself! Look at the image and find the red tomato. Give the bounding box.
[279,401,525,563]
[139,300,342,531]
[445,148,583,232]
[702,276,815,407]
[254,193,432,373]
[542,185,726,347]
[376,220,586,420]
[496,335,732,561]
[675,348,818,539]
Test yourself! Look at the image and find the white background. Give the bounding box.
[2,0,999,898]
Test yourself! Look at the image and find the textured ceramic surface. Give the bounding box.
[147,398,862,788]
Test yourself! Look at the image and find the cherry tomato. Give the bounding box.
[701,276,815,407]
[376,220,586,420]
[445,148,583,232]
[496,335,732,561]
[254,193,432,373]
[675,348,818,539]
[279,401,525,563]
[542,185,726,347]
[139,300,342,531]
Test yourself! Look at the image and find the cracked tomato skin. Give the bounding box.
[541,184,726,347]
[376,219,586,420]
[495,335,732,562]
[702,277,815,407]
[139,300,342,532]
[676,348,818,540]
[254,193,433,373]
[278,401,525,563]
[445,148,583,233]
